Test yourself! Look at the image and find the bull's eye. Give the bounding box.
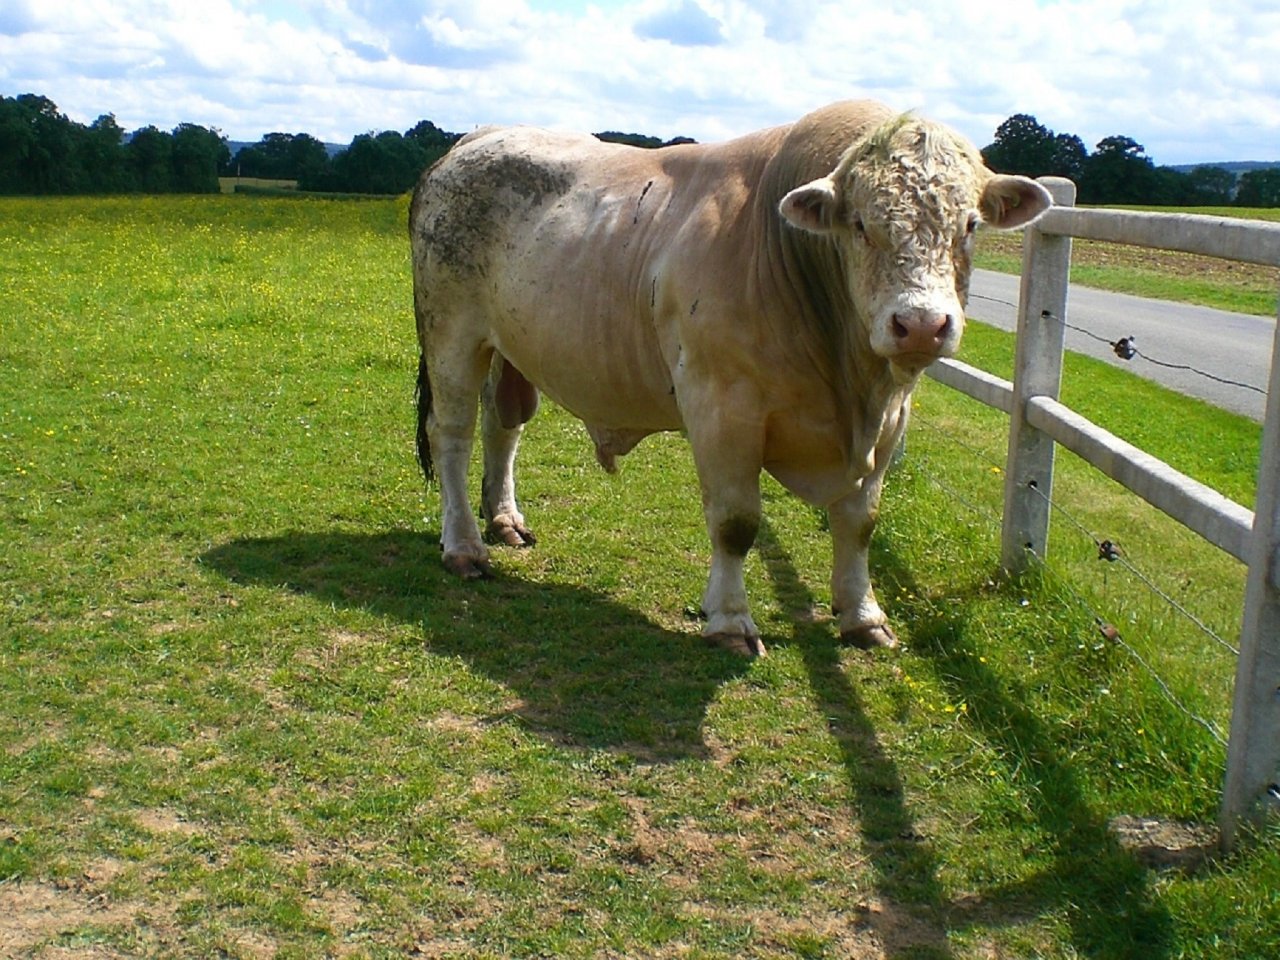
[851,215,867,239]
[965,213,979,237]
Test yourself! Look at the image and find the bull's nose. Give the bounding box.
[891,310,953,354]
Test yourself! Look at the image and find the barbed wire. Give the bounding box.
[901,449,1004,529]
[911,414,1006,473]
[1022,481,1240,658]
[1021,536,1231,748]
[966,292,1269,397]
[1018,484,1231,747]
[905,419,1234,747]
[969,292,1019,311]
[914,396,1241,658]
[1045,311,1267,396]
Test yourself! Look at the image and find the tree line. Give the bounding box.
[1,94,228,194]
[0,93,701,197]
[4,92,1278,205]
[0,94,462,196]
[229,122,462,194]
[979,113,1280,206]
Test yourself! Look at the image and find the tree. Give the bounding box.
[982,114,1055,176]
[404,120,460,175]
[12,94,76,193]
[77,114,129,193]
[231,132,328,181]
[1079,135,1159,204]
[982,114,1088,182]
[171,123,227,192]
[1182,165,1236,205]
[0,95,40,192]
[595,131,697,149]
[595,131,664,148]
[127,126,174,192]
[320,131,421,193]
[1236,168,1280,207]
[305,122,464,194]
[405,119,459,152]
[1047,133,1088,182]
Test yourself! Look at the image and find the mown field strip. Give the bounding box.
[0,195,1275,959]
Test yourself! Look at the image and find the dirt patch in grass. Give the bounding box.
[132,807,202,837]
[1108,815,1220,872]
[0,877,146,958]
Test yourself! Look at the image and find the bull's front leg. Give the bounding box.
[685,408,767,657]
[829,474,897,649]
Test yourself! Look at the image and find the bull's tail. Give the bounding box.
[415,353,434,484]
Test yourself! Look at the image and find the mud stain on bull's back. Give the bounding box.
[416,150,573,274]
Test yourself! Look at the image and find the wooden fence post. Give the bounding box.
[1001,177,1077,574]
[1220,294,1280,848]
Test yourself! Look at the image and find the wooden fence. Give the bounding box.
[926,177,1280,849]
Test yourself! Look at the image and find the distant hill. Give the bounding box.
[1169,160,1280,176]
[228,140,345,158]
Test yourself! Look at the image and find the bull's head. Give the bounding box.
[779,115,1051,375]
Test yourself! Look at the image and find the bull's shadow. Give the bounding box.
[776,518,1173,959]
[201,528,748,759]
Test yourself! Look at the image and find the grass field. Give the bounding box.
[1,194,1277,958]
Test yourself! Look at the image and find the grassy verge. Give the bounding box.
[1,195,1275,958]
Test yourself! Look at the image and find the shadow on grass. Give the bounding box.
[201,528,748,761]
[755,518,1172,959]
[205,520,1173,956]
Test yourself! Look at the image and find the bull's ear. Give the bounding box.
[780,177,840,234]
[980,175,1053,230]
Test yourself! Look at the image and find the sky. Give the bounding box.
[2,0,1278,166]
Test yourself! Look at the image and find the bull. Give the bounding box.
[409,100,1050,656]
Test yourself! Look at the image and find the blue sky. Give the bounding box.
[2,0,1278,165]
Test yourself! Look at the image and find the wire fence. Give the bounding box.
[960,195,1280,840]
[909,380,1240,752]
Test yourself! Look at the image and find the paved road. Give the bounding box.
[966,269,1274,422]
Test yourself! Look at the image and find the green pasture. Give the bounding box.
[1,195,1276,958]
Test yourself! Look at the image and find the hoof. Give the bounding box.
[443,553,493,580]
[704,633,768,658]
[841,623,898,650]
[484,517,537,548]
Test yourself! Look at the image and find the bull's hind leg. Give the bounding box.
[423,338,493,580]
[480,356,538,549]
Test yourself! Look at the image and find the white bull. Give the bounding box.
[410,100,1050,656]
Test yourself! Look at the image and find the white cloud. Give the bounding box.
[1,0,1277,164]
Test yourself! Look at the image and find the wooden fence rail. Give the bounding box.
[926,177,1280,849]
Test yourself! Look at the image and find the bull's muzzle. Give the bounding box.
[891,308,955,356]
[884,304,967,371]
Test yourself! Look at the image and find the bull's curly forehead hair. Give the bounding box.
[839,112,983,174]
[835,112,987,238]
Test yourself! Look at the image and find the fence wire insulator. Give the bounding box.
[1098,539,1121,562]
[1039,309,1267,397]
[1097,621,1121,642]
